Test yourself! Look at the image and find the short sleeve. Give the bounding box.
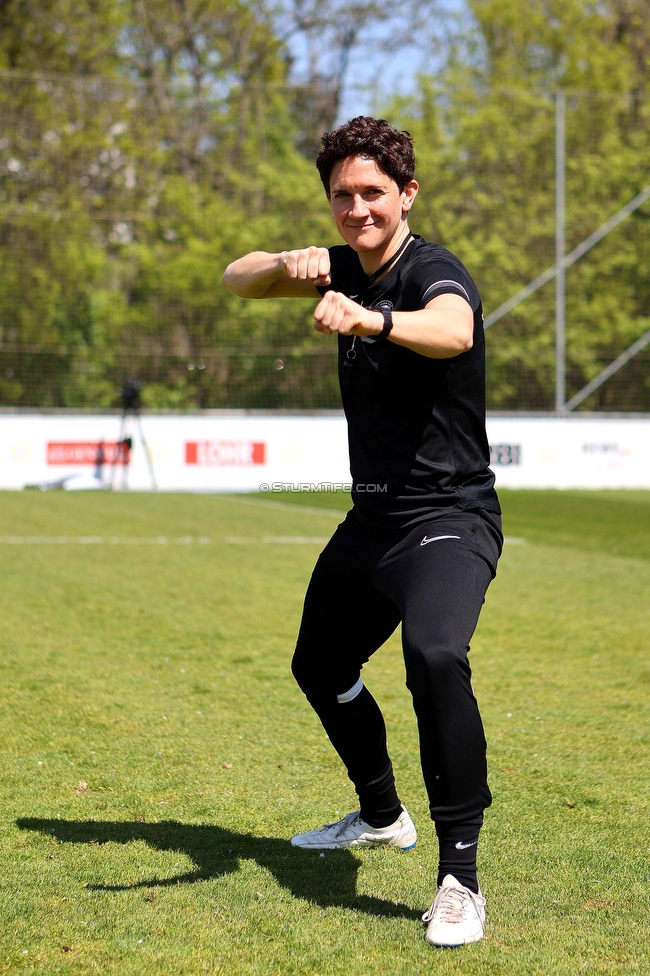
[406,247,480,312]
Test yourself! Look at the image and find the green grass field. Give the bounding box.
[1,488,649,975]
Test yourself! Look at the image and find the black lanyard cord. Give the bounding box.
[365,232,413,288]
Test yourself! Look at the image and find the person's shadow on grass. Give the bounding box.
[16,817,421,920]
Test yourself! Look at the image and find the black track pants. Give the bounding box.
[291,508,502,824]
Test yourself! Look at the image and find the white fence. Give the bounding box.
[1,412,649,491]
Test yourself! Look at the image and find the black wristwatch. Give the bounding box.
[368,306,393,341]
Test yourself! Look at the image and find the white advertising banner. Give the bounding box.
[486,416,650,489]
[1,412,649,491]
[0,413,351,492]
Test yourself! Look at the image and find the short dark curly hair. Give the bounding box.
[316,116,416,194]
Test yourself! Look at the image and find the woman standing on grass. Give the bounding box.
[222,116,501,949]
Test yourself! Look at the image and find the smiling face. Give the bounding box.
[327,155,418,267]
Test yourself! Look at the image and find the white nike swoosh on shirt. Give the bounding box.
[420,535,461,546]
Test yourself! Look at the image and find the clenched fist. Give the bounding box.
[281,246,331,286]
[313,291,384,337]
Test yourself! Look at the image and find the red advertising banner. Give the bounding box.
[185,441,266,466]
[47,442,129,465]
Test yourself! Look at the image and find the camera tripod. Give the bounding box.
[109,378,157,490]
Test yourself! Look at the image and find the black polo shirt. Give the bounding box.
[318,234,500,529]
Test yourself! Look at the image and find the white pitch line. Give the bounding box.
[226,536,329,545]
[0,536,211,545]
[229,535,526,545]
[0,535,325,546]
[0,534,526,546]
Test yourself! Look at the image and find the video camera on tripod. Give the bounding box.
[109,377,157,490]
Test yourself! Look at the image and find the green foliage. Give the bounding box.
[389,0,650,409]
[0,0,341,408]
[0,0,125,75]
[1,0,650,409]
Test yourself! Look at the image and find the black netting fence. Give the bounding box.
[0,344,341,411]
[2,341,649,412]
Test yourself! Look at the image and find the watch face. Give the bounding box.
[375,300,394,311]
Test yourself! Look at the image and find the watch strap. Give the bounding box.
[369,306,393,341]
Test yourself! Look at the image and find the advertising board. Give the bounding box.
[1,412,648,491]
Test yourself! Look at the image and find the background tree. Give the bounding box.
[397,0,650,409]
[0,0,337,407]
[1,0,649,410]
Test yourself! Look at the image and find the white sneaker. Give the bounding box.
[422,874,486,947]
[290,805,417,850]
